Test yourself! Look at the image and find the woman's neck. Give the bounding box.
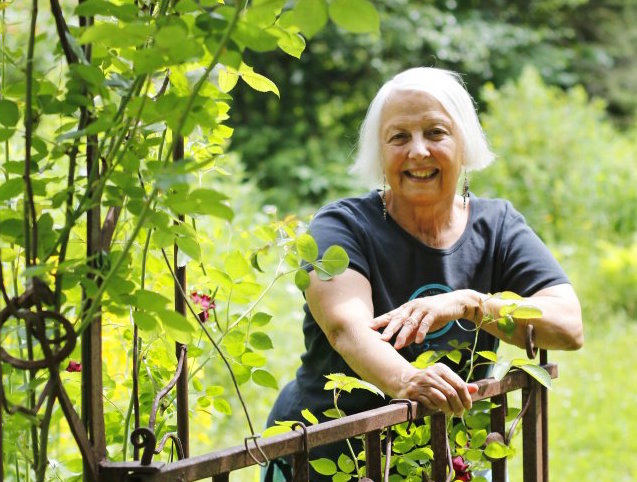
[386,190,468,249]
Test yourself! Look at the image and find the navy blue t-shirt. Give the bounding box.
[267,190,568,466]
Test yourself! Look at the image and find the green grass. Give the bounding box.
[504,314,637,481]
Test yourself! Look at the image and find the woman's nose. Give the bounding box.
[409,134,430,159]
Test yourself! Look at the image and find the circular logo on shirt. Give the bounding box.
[408,283,455,340]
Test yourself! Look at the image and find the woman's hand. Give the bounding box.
[399,363,478,416]
[369,290,480,349]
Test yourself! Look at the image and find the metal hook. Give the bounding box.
[291,422,309,459]
[525,324,538,359]
[245,434,269,467]
[389,398,414,434]
[131,427,157,466]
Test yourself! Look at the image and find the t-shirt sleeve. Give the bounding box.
[308,203,370,280]
[497,203,569,297]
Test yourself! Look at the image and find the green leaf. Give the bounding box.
[75,0,138,21]
[244,0,285,27]
[492,359,512,381]
[337,454,355,474]
[262,424,291,437]
[477,350,498,362]
[446,349,462,364]
[239,64,280,97]
[0,99,19,127]
[296,233,319,262]
[295,269,311,291]
[321,245,349,276]
[497,314,516,336]
[484,441,510,459]
[132,311,159,332]
[218,67,240,93]
[224,251,251,280]
[0,178,23,202]
[455,430,469,447]
[280,0,328,39]
[251,312,272,327]
[241,351,266,367]
[301,408,318,425]
[469,429,488,448]
[332,472,351,482]
[499,291,523,300]
[135,289,170,312]
[309,458,337,476]
[272,26,306,58]
[328,0,379,34]
[252,369,278,389]
[213,397,232,415]
[510,305,543,319]
[518,364,552,389]
[249,331,274,350]
[176,236,201,262]
[157,309,198,344]
[322,408,345,419]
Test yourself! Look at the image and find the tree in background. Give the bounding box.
[230,0,637,209]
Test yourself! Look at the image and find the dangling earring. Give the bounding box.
[462,169,470,209]
[382,174,387,220]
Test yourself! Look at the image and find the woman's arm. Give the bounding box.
[307,268,476,416]
[370,283,583,351]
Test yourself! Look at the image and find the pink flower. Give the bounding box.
[190,291,215,323]
[66,361,82,372]
[452,455,471,481]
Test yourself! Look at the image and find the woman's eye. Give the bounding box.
[390,133,407,142]
[428,128,447,137]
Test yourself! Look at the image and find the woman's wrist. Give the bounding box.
[460,289,487,324]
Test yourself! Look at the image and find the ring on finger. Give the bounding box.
[405,316,419,327]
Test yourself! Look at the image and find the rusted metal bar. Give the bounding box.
[291,422,309,482]
[101,364,557,481]
[173,135,190,460]
[522,380,543,482]
[365,429,382,482]
[431,413,448,482]
[149,345,187,432]
[490,394,507,482]
[540,349,549,482]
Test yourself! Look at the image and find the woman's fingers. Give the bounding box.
[407,364,474,416]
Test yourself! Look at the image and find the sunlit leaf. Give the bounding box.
[510,306,542,319]
[337,454,355,474]
[132,311,159,332]
[301,408,318,425]
[252,369,278,389]
[279,0,328,39]
[518,364,552,389]
[328,0,379,34]
[251,312,272,327]
[296,233,319,262]
[295,269,311,291]
[320,245,349,276]
[241,351,266,367]
[213,397,232,415]
[239,64,280,97]
[262,424,291,437]
[484,441,510,459]
[0,99,19,127]
[309,458,337,476]
[249,331,274,350]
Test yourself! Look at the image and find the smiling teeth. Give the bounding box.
[409,169,437,179]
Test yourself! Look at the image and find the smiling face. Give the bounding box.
[380,89,464,209]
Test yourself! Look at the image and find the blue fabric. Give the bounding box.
[267,191,568,481]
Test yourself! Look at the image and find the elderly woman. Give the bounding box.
[264,67,583,481]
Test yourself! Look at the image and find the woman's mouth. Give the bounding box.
[404,168,439,180]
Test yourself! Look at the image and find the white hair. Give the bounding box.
[351,67,495,186]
